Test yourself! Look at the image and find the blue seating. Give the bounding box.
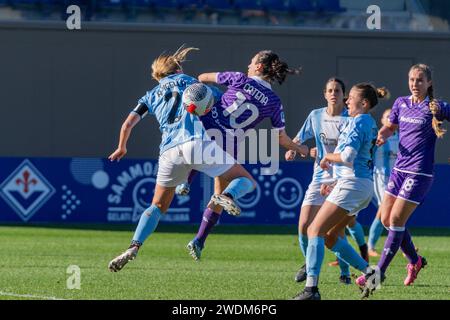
[7,0,55,4]
[204,0,233,10]
[316,0,345,12]
[154,0,190,9]
[289,0,315,12]
[97,0,123,8]
[262,0,289,12]
[234,0,264,11]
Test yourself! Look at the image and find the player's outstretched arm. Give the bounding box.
[198,73,218,83]
[320,153,342,170]
[285,136,301,161]
[109,113,141,162]
[377,122,398,146]
[278,129,309,157]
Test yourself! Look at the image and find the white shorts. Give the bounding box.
[301,181,327,207]
[372,172,388,207]
[156,139,235,187]
[326,178,374,216]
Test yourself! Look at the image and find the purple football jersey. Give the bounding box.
[389,96,450,175]
[201,72,285,135]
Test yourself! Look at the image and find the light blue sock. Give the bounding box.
[222,177,254,200]
[306,236,325,277]
[368,218,385,249]
[331,237,369,272]
[298,233,308,257]
[132,205,162,244]
[347,221,366,247]
[337,236,350,277]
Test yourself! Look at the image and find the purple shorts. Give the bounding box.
[385,169,434,205]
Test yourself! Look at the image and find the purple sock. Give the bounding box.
[400,229,419,264]
[378,229,405,274]
[195,208,220,247]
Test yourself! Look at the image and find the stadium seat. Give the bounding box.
[204,0,234,11]
[97,0,123,8]
[289,0,315,12]
[154,0,191,9]
[234,0,264,11]
[316,0,345,12]
[262,0,289,12]
[7,0,54,4]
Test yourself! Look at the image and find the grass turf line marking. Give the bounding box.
[0,291,68,300]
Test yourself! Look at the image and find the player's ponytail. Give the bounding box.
[256,50,302,85]
[354,83,389,109]
[428,85,446,138]
[151,45,199,81]
[410,63,446,138]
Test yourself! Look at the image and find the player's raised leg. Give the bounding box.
[109,184,175,272]
[211,163,256,216]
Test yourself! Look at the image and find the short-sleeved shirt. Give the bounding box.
[295,107,349,183]
[200,72,286,137]
[135,73,204,154]
[389,96,450,175]
[333,114,378,180]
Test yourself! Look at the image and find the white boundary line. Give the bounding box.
[0,291,68,300]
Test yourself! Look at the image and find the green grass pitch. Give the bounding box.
[0,224,449,300]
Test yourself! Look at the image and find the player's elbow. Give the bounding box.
[122,119,134,132]
[340,147,357,164]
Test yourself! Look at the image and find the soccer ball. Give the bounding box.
[182,83,214,116]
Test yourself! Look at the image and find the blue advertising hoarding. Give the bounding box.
[0,157,449,227]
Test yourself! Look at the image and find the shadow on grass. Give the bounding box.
[1,223,450,237]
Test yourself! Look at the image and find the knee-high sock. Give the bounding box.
[336,236,350,277]
[330,237,369,272]
[400,228,418,264]
[298,233,308,258]
[305,237,324,287]
[368,217,384,250]
[222,177,254,200]
[378,227,405,274]
[195,208,221,248]
[347,222,366,247]
[132,205,162,245]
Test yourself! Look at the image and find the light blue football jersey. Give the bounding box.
[135,74,206,154]
[333,114,378,180]
[295,107,349,183]
[373,131,399,176]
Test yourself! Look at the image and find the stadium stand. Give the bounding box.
[0,0,447,31]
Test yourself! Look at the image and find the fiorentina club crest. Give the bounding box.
[0,159,55,222]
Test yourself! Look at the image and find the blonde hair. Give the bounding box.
[151,45,199,81]
[409,64,446,138]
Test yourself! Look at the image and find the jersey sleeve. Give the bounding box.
[341,117,365,152]
[389,97,401,125]
[295,112,314,143]
[216,72,248,87]
[134,91,154,118]
[270,103,286,130]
